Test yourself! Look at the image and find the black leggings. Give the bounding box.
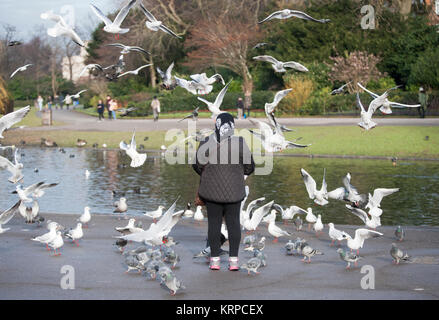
[205,200,241,257]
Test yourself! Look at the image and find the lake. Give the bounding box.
[1,147,438,226]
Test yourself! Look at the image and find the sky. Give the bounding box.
[0,0,120,41]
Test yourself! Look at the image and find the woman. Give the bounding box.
[97,99,105,121]
[193,113,255,271]
[109,99,118,120]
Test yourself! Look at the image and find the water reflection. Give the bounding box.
[0,148,438,226]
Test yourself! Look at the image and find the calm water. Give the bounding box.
[1,148,439,226]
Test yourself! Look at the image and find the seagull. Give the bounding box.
[253,55,308,73]
[337,248,362,269]
[8,41,22,46]
[78,64,104,78]
[31,221,58,250]
[395,226,404,242]
[48,231,64,256]
[345,204,381,229]
[358,83,420,114]
[144,205,165,222]
[64,223,83,246]
[0,201,20,234]
[344,228,383,254]
[116,107,137,117]
[13,182,58,202]
[182,203,194,218]
[174,76,200,95]
[193,206,204,223]
[242,200,274,232]
[265,89,293,115]
[157,62,175,90]
[105,43,150,55]
[178,107,199,122]
[120,130,147,167]
[390,243,411,264]
[0,148,24,183]
[139,3,181,38]
[85,169,90,179]
[354,92,378,131]
[365,188,399,218]
[118,64,152,78]
[301,168,329,206]
[252,42,268,49]
[241,196,265,228]
[115,218,143,235]
[10,64,33,78]
[313,214,324,236]
[263,210,292,242]
[258,9,330,24]
[197,81,231,117]
[90,0,136,35]
[328,223,348,246]
[0,106,30,139]
[78,206,91,228]
[64,90,87,101]
[289,206,317,230]
[114,197,128,214]
[330,82,351,95]
[40,11,84,46]
[18,200,41,224]
[272,204,301,225]
[327,172,367,207]
[190,73,225,95]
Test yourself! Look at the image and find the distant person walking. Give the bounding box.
[151,96,160,121]
[37,95,43,111]
[236,97,244,119]
[245,98,251,118]
[418,87,428,118]
[54,94,60,110]
[97,99,105,121]
[109,99,118,120]
[65,94,72,110]
[47,95,53,110]
[106,95,112,120]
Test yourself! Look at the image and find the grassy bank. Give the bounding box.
[11,106,64,128]
[3,125,439,159]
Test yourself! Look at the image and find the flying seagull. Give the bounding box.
[90,0,136,34]
[118,64,151,78]
[258,9,330,24]
[78,64,104,78]
[119,130,147,167]
[301,168,329,206]
[10,64,33,78]
[63,90,87,101]
[0,106,30,139]
[139,3,181,38]
[253,55,308,73]
[40,10,84,46]
[105,43,150,55]
[0,201,21,234]
[157,62,176,90]
[178,107,199,122]
[330,82,351,95]
[190,73,225,95]
[0,148,24,183]
[197,81,231,118]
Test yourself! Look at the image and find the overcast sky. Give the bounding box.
[0,0,120,41]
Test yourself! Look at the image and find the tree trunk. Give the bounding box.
[149,56,156,88]
[242,65,253,110]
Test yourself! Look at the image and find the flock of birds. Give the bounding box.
[0,2,418,296]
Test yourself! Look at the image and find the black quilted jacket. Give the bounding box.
[193,134,255,203]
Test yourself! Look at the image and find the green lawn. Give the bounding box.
[11,106,64,128]
[3,125,439,159]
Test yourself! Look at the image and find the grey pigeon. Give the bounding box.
[241,257,263,275]
[337,248,362,269]
[301,244,323,263]
[395,226,404,242]
[144,259,166,280]
[294,216,303,231]
[124,254,146,273]
[285,240,296,255]
[390,243,411,265]
[163,246,180,269]
[159,271,185,296]
[253,249,267,267]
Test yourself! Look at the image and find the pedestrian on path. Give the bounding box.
[37,95,43,111]
[97,99,105,121]
[151,96,160,121]
[236,97,244,119]
[65,94,72,110]
[109,99,118,120]
[418,87,428,118]
[106,95,112,120]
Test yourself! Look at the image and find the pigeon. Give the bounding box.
[395,226,404,242]
[258,9,330,24]
[114,197,128,214]
[263,210,292,242]
[64,223,83,246]
[157,62,176,90]
[358,83,420,114]
[159,272,185,295]
[344,228,383,254]
[243,234,258,249]
[120,130,147,167]
[390,243,411,264]
[244,236,266,252]
[124,254,146,273]
[78,206,91,227]
[190,73,225,95]
[0,148,24,183]
[115,218,143,235]
[365,188,399,218]
[285,240,296,255]
[139,3,181,38]
[0,201,20,234]
[313,214,324,236]
[337,248,362,269]
[145,259,165,280]
[106,43,150,55]
[144,205,165,222]
[197,81,231,118]
[162,246,180,269]
[40,10,84,46]
[300,244,323,263]
[294,216,303,231]
[118,64,152,78]
[241,257,263,275]
[114,238,128,252]
[10,64,33,78]
[330,82,351,95]
[48,231,64,256]
[90,0,136,34]
[289,206,316,230]
[301,168,329,206]
[345,204,381,229]
[327,172,367,207]
[0,106,30,139]
[253,55,308,73]
[18,200,40,224]
[242,200,274,232]
[178,107,199,122]
[328,223,348,246]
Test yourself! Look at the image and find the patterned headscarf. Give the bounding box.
[215,113,235,142]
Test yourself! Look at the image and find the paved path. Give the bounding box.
[1,213,438,300]
[23,109,439,132]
